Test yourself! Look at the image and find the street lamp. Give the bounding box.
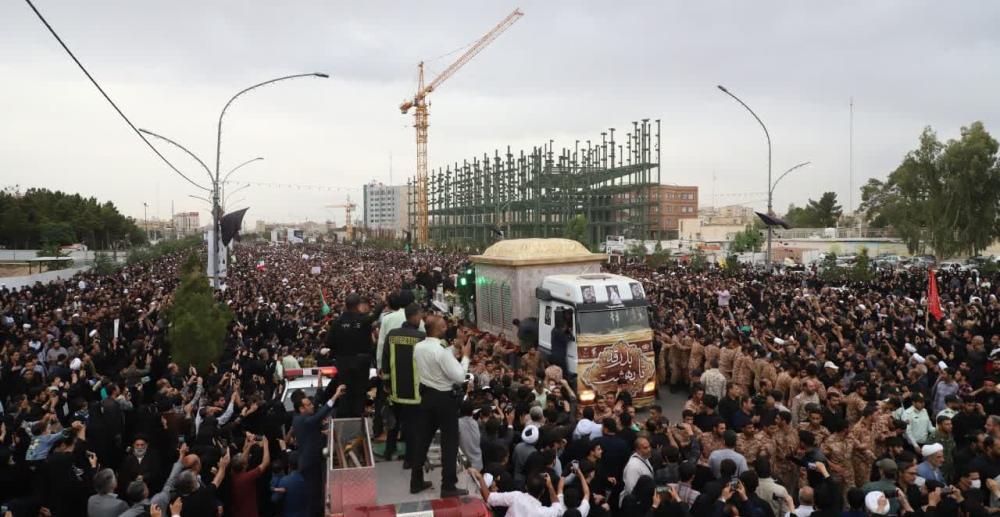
[210,73,328,287]
[771,161,811,198]
[717,84,774,271]
[220,156,263,205]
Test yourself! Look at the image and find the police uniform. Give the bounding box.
[381,321,426,463]
[410,336,469,496]
[328,300,382,418]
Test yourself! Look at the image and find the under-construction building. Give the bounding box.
[408,119,662,246]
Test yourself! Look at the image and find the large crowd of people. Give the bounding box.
[2,240,1000,517]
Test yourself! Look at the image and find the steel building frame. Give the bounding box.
[408,120,662,247]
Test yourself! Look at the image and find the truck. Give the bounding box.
[535,272,656,406]
[471,238,656,407]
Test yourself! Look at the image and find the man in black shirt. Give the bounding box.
[327,293,382,418]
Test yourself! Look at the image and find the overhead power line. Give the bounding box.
[22,0,210,192]
[223,180,361,192]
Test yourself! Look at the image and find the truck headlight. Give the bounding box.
[580,390,596,402]
[643,381,656,393]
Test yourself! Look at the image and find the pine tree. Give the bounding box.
[166,253,233,370]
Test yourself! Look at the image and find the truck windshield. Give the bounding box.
[577,306,649,335]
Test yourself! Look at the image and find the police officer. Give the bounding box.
[327,293,382,418]
[381,303,426,464]
[409,316,470,497]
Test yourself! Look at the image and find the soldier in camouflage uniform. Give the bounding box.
[699,419,728,467]
[843,382,869,424]
[688,337,705,382]
[820,417,856,489]
[753,350,778,394]
[667,334,690,388]
[772,411,800,498]
[848,404,880,486]
[732,346,755,393]
[719,336,738,379]
[736,420,761,464]
[798,405,831,445]
[704,340,721,377]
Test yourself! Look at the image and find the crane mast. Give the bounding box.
[401,9,524,245]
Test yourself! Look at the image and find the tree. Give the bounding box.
[849,247,874,283]
[166,253,233,371]
[818,252,845,284]
[730,225,764,253]
[92,252,118,275]
[689,249,708,273]
[563,215,590,248]
[0,188,146,249]
[784,192,842,228]
[806,192,843,227]
[860,123,1000,256]
[627,242,647,257]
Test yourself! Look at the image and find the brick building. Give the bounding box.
[655,185,698,238]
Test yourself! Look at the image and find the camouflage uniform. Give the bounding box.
[699,431,726,466]
[821,432,856,489]
[844,392,867,424]
[753,430,780,465]
[773,424,800,497]
[776,371,795,402]
[677,338,692,387]
[704,344,721,372]
[870,410,897,458]
[719,345,737,379]
[798,422,831,445]
[849,417,878,486]
[733,352,755,392]
[657,335,670,385]
[688,340,705,377]
[753,358,778,394]
[736,429,762,464]
[668,337,687,386]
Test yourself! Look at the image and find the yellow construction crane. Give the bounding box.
[326,196,357,240]
[400,8,524,245]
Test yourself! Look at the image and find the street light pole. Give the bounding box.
[717,85,773,271]
[211,73,328,288]
[771,162,811,197]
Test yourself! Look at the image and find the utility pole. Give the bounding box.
[849,97,854,216]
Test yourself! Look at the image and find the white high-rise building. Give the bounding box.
[362,182,409,235]
[172,211,201,237]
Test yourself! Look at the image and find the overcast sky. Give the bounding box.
[3,1,999,228]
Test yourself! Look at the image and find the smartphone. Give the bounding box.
[571,460,579,470]
[178,436,186,444]
[807,462,817,470]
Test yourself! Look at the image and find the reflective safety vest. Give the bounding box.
[383,325,426,405]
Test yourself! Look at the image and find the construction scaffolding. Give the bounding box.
[408,119,662,246]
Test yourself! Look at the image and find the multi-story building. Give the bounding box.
[172,212,200,237]
[654,185,698,238]
[363,182,410,236]
[700,204,756,226]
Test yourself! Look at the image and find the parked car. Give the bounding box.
[939,260,966,271]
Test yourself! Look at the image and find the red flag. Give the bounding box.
[928,269,943,321]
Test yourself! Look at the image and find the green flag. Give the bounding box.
[320,288,331,316]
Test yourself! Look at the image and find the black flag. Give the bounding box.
[755,211,792,229]
[220,208,249,246]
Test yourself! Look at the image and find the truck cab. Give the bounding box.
[536,273,656,406]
